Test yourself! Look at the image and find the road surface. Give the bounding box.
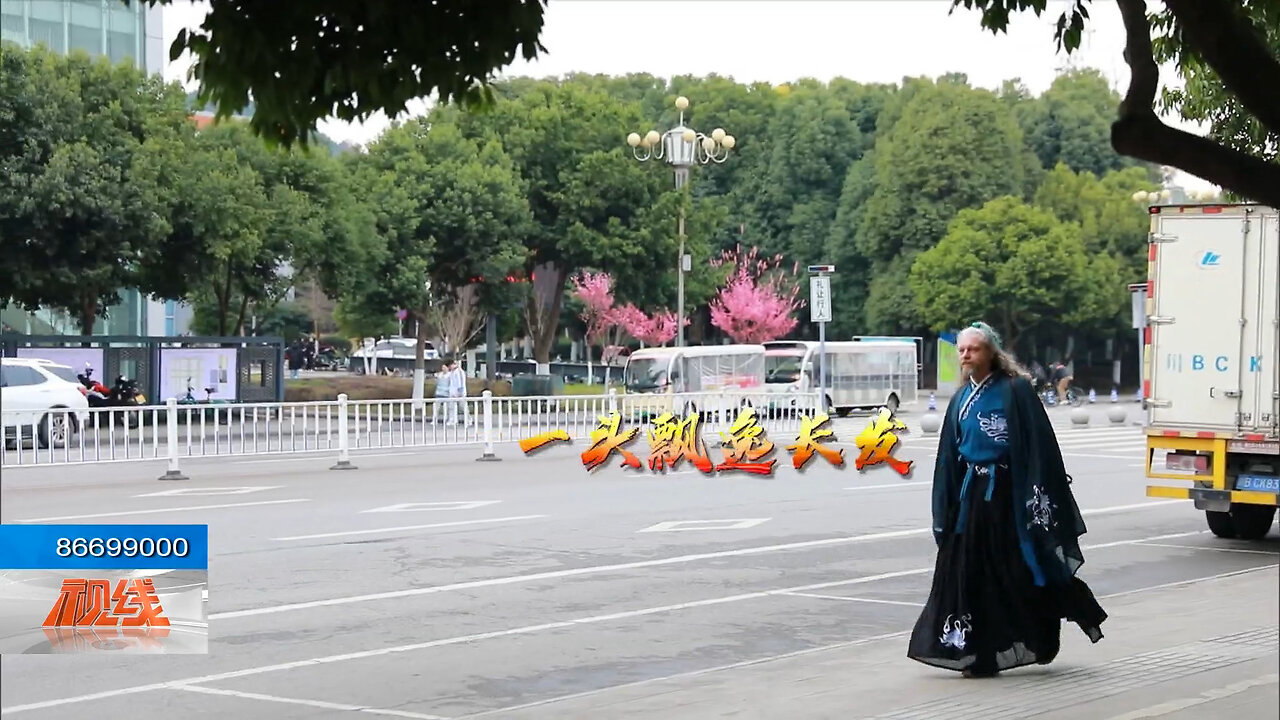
[1,403,1276,719]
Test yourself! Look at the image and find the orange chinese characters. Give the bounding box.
[647,411,714,473]
[716,406,777,475]
[580,412,642,471]
[786,412,845,469]
[520,430,571,454]
[43,578,171,628]
[854,407,913,476]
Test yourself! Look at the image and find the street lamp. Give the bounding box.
[1130,165,1223,206]
[627,95,735,347]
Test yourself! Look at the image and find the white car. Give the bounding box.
[1,358,89,448]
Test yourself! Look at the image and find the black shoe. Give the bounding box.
[963,660,999,678]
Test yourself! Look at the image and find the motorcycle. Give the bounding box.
[77,366,146,427]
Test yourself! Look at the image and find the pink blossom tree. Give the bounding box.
[614,304,682,347]
[708,245,804,343]
[570,270,618,384]
[640,309,681,346]
[611,303,648,343]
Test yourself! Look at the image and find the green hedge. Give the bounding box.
[285,376,513,402]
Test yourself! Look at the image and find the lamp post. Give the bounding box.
[628,96,735,347]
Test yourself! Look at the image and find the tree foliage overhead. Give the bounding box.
[952,0,1280,206]
[135,0,548,147]
[0,43,189,333]
[909,196,1124,352]
[4,33,1201,374]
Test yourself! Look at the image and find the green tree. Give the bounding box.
[456,78,668,369]
[909,196,1124,352]
[1032,163,1153,279]
[353,113,532,395]
[1153,2,1280,164]
[138,0,547,147]
[737,80,864,266]
[852,79,1029,334]
[138,122,329,336]
[954,0,1280,206]
[1019,69,1143,177]
[824,150,878,338]
[0,43,190,334]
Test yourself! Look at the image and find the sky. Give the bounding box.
[158,0,1218,191]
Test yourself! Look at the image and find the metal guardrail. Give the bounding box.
[2,390,825,475]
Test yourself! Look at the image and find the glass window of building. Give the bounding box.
[107,2,137,65]
[29,1,66,54]
[1,3,24,44]
[69,0,104,57]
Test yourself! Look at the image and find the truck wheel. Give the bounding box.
[1205,510,1236,538]
[1230,504,1277,540]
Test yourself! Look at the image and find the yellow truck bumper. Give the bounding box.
[1145,434,1280,507]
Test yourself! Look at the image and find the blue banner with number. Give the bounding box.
[0,524,208,570]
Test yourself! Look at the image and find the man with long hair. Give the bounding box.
[907,321,1107,677]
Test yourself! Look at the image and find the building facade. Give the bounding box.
[1,0,194,337]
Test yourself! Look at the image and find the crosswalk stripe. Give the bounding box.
[1054,435,1146,445]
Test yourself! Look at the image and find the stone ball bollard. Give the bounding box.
[1070,407,1091,425]
[1107,405,1128,424]
[920,412,942,434]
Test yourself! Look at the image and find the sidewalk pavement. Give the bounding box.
[492,567,1279,720]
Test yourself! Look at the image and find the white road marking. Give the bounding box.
[1063,451,1149,460]
[362,501,502,513]
[174,685,449,719]
[4,531,1262,718]
[779,591,924,607]
[215,499,1187,620]
[637,519,771,533]
[272,515,547,541]
[135,486,282,498]
[1137,542,1280,556]
[456,564,1279,720]
[231,451,424,465]
[1104,673,1280,719]
[451,630,919,719]
[843,481,931,491]
[1084,530,1207,549]
[1098,564,1280,599]
[16,499,310,523]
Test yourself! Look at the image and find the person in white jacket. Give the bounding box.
[432,361,452,424]
[448,359,469,426]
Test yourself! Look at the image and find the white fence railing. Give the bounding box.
[2,390,825,475]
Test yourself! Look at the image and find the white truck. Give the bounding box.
[1142,202,1279,540]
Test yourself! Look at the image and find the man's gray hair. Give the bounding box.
[958,322,1032,384]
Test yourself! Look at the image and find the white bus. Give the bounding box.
[621,344,767,418]
[763,340,918,415]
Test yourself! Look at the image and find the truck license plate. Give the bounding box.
[1236,474,1280,493]
[1227,440,1280,454]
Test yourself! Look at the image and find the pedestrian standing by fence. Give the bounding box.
[448,358,469,426]
[432,361,452,423]
[907,321,1107,677]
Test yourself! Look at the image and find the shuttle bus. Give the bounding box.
[763,340,918,415]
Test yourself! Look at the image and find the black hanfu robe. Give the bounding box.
[907,372,1107,674]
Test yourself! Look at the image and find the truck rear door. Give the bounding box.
[1246,210,1279,437]
[1148,208,1252,432]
